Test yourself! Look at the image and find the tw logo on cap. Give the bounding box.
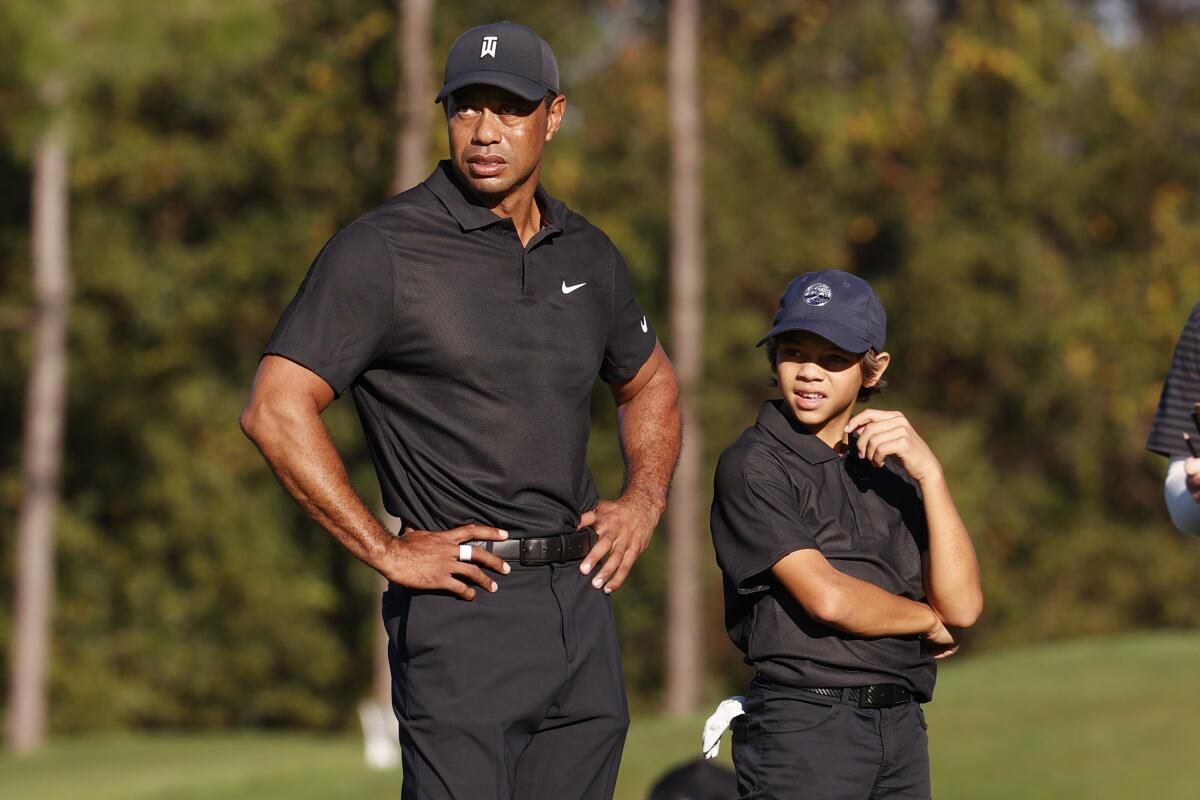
[481,36,498,58]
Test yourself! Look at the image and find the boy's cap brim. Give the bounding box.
[756,318,876,354]
[435,71,550,104]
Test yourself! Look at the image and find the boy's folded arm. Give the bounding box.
[917,473,983,628]
[771,548,941,639]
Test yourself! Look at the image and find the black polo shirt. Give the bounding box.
[264,161,657,536]
[1147,302,1200,458]
[710,400,935,701]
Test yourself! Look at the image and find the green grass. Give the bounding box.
[2,632,1198,798]
[925,630,1200,799]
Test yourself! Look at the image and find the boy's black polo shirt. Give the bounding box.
[264,161,657,537]
[1147,302,1200,458]
[710,400,935,701]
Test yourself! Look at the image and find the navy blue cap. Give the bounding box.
[436,22,559,104]
[757,270,887,353]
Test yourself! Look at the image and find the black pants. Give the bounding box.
[382,562,629,800]
[732,675,931,800]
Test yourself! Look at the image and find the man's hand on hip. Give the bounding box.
[577,493,662,594]
[1186,457,1200,503]
[381,523,511,600]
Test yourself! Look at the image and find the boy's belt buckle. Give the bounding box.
[858,684,907,708]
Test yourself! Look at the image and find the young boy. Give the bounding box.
[709,270,982,799]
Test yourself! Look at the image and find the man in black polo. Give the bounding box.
[240,21,681,800]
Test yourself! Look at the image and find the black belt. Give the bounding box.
[466,528,597,566]
[800,684,914,708]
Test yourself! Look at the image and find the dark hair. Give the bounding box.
[648,759,736,800]
[765,336,887,402]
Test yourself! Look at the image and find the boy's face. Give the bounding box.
[773,330,883,447]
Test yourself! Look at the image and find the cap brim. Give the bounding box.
[435,71,550,103]
[756,318,876,353]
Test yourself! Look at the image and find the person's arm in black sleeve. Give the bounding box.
[1147,303,1200,459]
[710,450,811,595]
[264,222,391,395]
[242,223,510,598]
[597,249,658,385]
[1148,304,1200,533]
[578,249,681,593]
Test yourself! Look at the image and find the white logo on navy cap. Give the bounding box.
[803,283,832,306]
[481,36,498,58]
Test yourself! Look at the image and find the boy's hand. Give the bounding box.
[845,409,942,485]
[921,616,959,659]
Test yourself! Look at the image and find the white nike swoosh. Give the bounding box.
[561,281,587,294]
[640,316,648,333]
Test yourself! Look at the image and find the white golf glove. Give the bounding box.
[701,695,746,759]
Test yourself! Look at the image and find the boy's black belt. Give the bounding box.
[466,528,597,566]
[800,684,914,708]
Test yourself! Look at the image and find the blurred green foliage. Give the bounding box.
[2,0,1200,732]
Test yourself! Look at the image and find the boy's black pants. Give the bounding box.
[383,562,629,800]
[733,675,931,800]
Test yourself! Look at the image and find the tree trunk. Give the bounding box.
[665,0,703,716]
[7,104,71,755]
[394,0,434,195]
[371,0,434,718]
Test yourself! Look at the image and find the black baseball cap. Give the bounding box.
[435,22,559,104]
[757,270,887,353]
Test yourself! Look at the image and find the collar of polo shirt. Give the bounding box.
[756,400,840,464]
[426,161,565,235]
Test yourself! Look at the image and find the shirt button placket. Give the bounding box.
[521,248,532,297]
[499,223,526,295]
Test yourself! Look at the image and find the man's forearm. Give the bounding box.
[578,348,682,592]
[615,366,681,514]
[241,400,393,569]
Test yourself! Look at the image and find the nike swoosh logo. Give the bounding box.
[640,316,648,333]
[561,281,587,294]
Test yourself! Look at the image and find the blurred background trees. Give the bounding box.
[3,0,1200,740]
[665,0,704,716]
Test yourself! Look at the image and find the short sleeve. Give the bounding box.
[264,222,393,396]
[598,249,656,384]
[882,465,929,554]
[1147,303,1200,458]
[710,451,816,594]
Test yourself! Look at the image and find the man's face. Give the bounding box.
[445,85,565,201]
[773,330,870,445]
